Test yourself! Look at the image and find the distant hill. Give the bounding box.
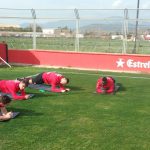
[20,20,97,29]
[20,18,150,33]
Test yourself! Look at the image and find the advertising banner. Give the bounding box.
[9,49,150,73]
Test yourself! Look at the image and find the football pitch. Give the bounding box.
[0,66,150,150]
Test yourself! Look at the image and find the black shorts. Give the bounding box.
[32,72,44,84]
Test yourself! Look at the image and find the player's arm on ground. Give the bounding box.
[96,80,104,93]
[10,88,26,100]
[51,82,65,92]
[106,81,115,93]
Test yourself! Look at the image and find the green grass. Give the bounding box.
[0,66,150,150]
[1,36,150,54]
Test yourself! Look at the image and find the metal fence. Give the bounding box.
[0,8,150,54]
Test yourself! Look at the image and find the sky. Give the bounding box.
[0,0,150,9]
[0,0,150,26]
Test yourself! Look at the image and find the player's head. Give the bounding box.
[0,95,12,106]
[28,78,33,84]
[19,79,29,90]
[60,77,69,85]
[23,78,32,84]
[102,77,107,85]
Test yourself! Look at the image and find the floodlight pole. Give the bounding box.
[133,0,140,54]
[74,8,80,52]
[31,9,36,49]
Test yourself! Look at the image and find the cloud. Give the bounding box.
[112,0,123,8]
[141,2,150,9]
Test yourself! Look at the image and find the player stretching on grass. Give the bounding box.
[20,72,70,93]
[96,76,119,94]
[0,95,13,121]
[0,79,30,100]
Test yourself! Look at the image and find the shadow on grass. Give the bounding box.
[67,85,85,91]
[27,91,70,98]
[8,107,43,116]
[117,83,126,92]
[27,92,52,98]
[29,85,86,95]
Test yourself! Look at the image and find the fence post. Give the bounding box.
[122,8,128,54]
[74,8,80,52]
[133,0,140,54]
[31,9,36,49]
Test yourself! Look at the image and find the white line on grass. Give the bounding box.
[59,71,150,80]
[18,69,150,80]
[32,65,150,80]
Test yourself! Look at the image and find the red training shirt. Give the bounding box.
[42,72,66,92]
[96,77,115,94]
[0,80,26,100]
[0,103,4,108]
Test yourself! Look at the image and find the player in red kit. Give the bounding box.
[0,79,30,100]
[20,72,70,93]
[96,76,117,94]
[0,95,13,121]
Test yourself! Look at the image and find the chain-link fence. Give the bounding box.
[0,8,150,54]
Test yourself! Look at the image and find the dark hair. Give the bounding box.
[0,95,12,105]
[102,77,107,84]
[65,78,69,84]
[21,78,29,87]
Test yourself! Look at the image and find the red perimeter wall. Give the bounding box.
[0,43,8,62]
[7,49,150,73]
